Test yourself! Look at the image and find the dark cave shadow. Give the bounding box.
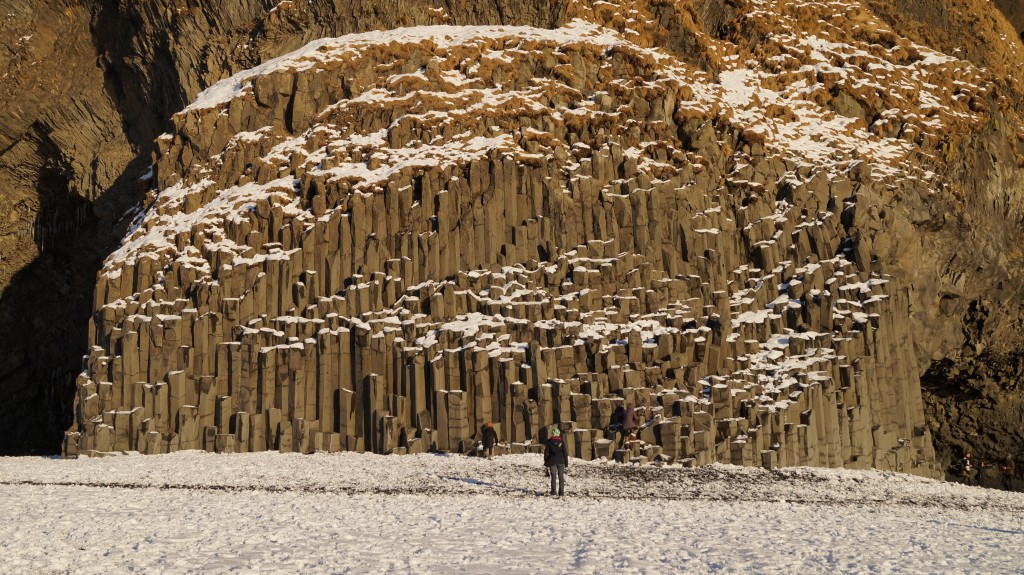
[0,150,150,455]
[0,0,184,456]
[919,358,984,401]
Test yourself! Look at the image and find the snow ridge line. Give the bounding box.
[2,478,1013,510]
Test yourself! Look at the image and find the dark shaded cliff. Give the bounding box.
[995,0,1024,39]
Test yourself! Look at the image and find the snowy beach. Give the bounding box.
[1,452,1022,574]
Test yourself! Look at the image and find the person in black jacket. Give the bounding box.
[956,452,976,485]
[544,425,569,496]
[481,422,498,460]
[1000,455,1016,491]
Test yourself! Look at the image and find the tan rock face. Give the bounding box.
[66,1,1021,477]
[0,0,570,454]
[1,0,1022,470]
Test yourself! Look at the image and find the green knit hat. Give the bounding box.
[550,425,560,436]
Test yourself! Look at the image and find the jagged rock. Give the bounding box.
[60,4,1021,480]
[0,1,1021,474]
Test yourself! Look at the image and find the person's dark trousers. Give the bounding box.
[549,464,565,495]
[1003,475,1013,491]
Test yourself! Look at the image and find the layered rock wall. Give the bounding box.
[0,0,1021,469]
[62,12,971,476]
[0,0,570,454]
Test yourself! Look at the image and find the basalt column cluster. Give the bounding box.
[64,19,942,477]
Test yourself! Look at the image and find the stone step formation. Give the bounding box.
[62,5,985,478]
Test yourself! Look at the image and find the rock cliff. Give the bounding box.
[0,1,1022,473]
[53,0,1019,477]
[0,0,569,453]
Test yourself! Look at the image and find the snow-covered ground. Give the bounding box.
[1,452,1021,574]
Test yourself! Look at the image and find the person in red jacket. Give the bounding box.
[544,425,569,496]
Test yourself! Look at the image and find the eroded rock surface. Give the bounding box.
[0,1,1022,471]
[0,0,569,454]
[62,0,1024,477]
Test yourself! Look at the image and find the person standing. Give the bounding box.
[481,422,498,460]
[622,403,636,435]
[957,452,976,486]
[544,425,569,496]
[1000,455,1016,491]
[609,405,625,431]
[619,403,637,449]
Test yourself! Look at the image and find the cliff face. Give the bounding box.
[62,9,938,473]
[995,0,1024,40]
[1,1,1023,471]
[0,0,568,454]
[0,1,134,453]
